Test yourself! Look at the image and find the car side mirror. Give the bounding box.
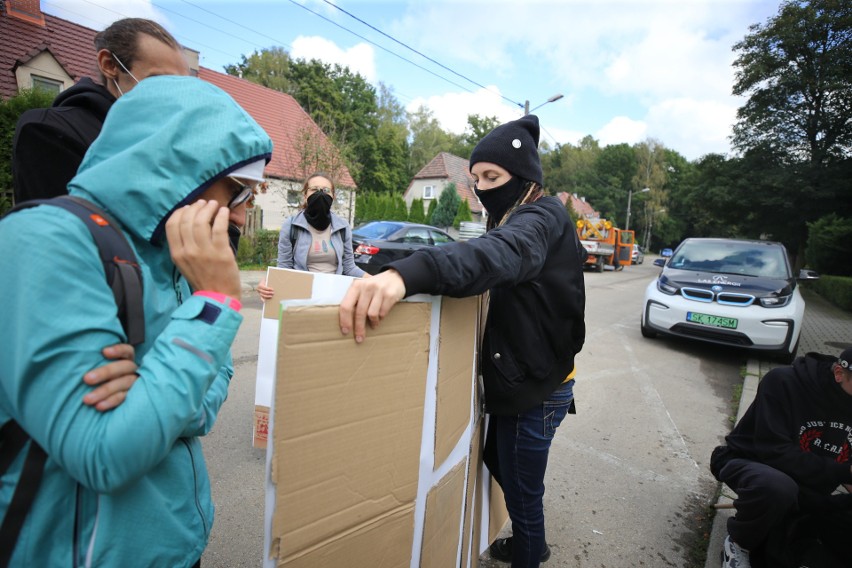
[653,258,666,267]
[798,268,820,280]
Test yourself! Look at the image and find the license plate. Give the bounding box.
[687,312,738,329]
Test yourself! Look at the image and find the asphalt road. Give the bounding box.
[202,258,745,567]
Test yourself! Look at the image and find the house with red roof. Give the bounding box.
[404,152,484,223]
[1,0,355,230]
[557,192,599,219]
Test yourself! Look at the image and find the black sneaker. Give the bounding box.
[489,537,551,563]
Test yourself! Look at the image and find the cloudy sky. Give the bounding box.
[42,0,781,160]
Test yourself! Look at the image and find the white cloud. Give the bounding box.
[644,98,738,160]
[405,87,522,134]
[597,116,648,147]
[290,36,377,82]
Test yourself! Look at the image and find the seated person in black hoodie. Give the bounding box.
[711,348,852,568]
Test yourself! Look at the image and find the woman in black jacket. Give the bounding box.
[339,114,586,568]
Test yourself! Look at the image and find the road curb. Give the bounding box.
[704,359,760,568]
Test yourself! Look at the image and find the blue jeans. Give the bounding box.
[484,380,575,568]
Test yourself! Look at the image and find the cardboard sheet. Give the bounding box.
[419,460,467,568]
[271,304,430,564]
[434,297,478,470]
[258,269,509,567]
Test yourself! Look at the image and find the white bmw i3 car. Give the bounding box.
[641,238,819,362]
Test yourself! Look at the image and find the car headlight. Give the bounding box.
[760,295,792,308]
[656,279,678,295]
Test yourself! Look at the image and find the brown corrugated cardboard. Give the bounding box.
[260,269,509,567]
[420,461,467,568]
[434,297,477,469]
[271,304,430,565]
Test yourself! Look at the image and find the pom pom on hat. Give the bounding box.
[469,114,542,185]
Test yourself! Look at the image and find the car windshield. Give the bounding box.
[353,222,402,240]
[668,241,790,279]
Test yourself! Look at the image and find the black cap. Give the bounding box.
[469,114,543,185]
[839,347,852,370]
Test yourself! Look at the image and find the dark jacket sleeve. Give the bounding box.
[388,200,558,297]
[748,370,852,488]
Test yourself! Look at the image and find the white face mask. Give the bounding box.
[111,52,139,96]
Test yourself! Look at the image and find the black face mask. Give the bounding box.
[227,223,241,257]
[303,191,333,230]
[474,176,527,223]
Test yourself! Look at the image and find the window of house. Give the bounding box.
[423,185,435,200]
[31,75,62,95]
[286,189,301,207]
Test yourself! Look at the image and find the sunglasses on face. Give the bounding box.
[227,177,255,209]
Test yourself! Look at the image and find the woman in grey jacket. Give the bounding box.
[258,173,364,299]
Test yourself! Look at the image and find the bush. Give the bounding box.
[237,229,279,267]
[803,275,852,312]
[805,214,852,276]
[453,198,472,229]
[409,197,426,223]
[430,183,460,228]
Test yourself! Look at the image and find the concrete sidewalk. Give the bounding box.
[704,288,852,568]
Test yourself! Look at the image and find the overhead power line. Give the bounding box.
[319,0,523,109]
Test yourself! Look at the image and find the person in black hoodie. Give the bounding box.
[338,115,586,568]
[711,348,852,568]
[10,18,188,411]
[12,17,187,202]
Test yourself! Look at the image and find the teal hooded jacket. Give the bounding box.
[0,76,272,567]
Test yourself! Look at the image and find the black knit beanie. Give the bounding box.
[469,114,542,185]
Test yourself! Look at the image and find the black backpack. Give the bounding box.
[0,195,145,568]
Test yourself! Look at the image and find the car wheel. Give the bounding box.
[774,336,800,365]
[640,316,657,339]
[596,256,605,273]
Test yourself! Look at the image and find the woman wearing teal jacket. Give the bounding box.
[0,76,272,567]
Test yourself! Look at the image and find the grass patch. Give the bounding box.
[238,263,268,271]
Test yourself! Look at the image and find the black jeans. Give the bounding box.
[484,381,574,568]
[717,457,852,568]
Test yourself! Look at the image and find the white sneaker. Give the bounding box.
[721,535,751,568]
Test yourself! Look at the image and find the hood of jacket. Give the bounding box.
[794,352,852,414]
[53,77,115,119]
[67,76,272,244]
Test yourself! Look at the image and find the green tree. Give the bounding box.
[0,88,57,213]
[426,198,438,223]
[430,184,461,228]
[453,198,473,229]
[224,47,291,92]
[409,197,426,223]
[392,193,408,220]
[805,214,852,275]
[407,106,457,177]
[732,0,852,166]
[731,0,852,265]
[454,114,501,158]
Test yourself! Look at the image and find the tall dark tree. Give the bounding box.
[732,0,852,165]
[731,0,852,265]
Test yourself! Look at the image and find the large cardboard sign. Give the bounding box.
[257,268,508,567]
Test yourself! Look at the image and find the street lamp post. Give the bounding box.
[524,93,564,115]
[625,187,650,232]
